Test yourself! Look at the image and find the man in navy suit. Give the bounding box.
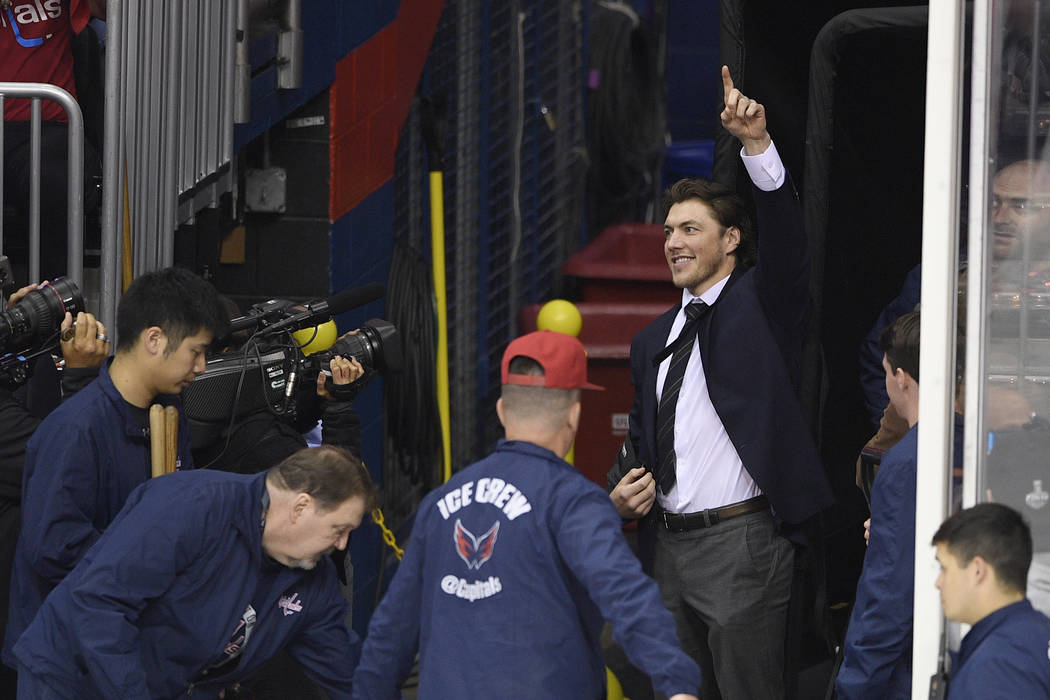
[610,66,834,700]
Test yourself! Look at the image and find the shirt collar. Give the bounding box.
[97,360,149,437]
[99,357,182,438]
[681,273,731,310]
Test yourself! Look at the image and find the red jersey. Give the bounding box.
[0,0,77,122]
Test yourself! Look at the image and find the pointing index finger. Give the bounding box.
[721,64,734,102]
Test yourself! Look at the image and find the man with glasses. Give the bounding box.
[990,159,1050,262]
[857,159,1050,485]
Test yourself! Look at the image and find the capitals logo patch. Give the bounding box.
[454,519,499,570]
[278,592,303,616]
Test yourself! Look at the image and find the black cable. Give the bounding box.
[383,238,441,496]
[586,1,666,235]
[198,328,301,470]
[197,332,263,470]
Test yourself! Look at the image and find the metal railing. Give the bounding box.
[99,0,304,330]
[101,0,243,328]
[0,83,85,287]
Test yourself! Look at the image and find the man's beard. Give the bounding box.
[292,547,334,570]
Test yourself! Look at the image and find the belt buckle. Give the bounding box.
[661,511,682,531]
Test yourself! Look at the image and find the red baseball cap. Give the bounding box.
[501,330,604,391]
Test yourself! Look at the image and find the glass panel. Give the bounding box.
[979,0,1050,616]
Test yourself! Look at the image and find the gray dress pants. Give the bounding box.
[655,509,794,700]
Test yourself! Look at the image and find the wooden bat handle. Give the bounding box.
[149,404,165,478]
[164,405,178,474]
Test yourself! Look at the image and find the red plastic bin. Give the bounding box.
[562,224,678,305]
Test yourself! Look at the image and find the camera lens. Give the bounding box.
[332,328,378,368]
[324,319,402,374]
[0,278,84,354]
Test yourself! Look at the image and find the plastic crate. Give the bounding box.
[562,224,678,304]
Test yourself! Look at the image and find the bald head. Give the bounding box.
[500,357,580,428]
[996,160,1050,189]
[992,160,1050,260]
[497,356,581,456]
[500,384,580,429]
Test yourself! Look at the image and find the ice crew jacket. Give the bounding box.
[3,360,193,665]
[12,470,359,699]
[353,440,701,699]
[948,599,1050,699]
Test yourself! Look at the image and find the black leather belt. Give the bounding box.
[660,495,769,532]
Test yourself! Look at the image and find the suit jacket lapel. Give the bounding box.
[643,306,678,464]
[692,267,742,367]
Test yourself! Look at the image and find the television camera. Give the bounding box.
[0,255,84,387]
[181,282,402,445]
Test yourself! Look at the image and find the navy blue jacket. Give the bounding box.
[836,425,918,700]
[12,470,359,699]
[353,440,701,699]
[3,360,193,665]
[628,176,833,550]
[858,264,922,427]
[949,599,1050,699]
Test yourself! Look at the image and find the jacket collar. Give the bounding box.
[722,261,747,295]
[251,472,271,565]
[958,599,1034,667]
[97,358,180,438]
[496,439,568,466]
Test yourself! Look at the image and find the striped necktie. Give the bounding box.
[655,300,708,494]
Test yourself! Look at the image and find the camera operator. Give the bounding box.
[0,283,109,695]
[193,323,369,473]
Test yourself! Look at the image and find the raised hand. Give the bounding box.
[720,65,771,155]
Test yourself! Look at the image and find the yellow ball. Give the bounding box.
[536,299,582,337]
[292,320,338,355]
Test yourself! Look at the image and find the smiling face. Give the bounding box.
[282,494,367,570]
[663,199,740,297]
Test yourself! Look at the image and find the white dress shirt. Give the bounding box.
[654,140,786,513]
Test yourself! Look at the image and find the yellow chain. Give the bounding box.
[371,506,404,561]
[361,461,403,560]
